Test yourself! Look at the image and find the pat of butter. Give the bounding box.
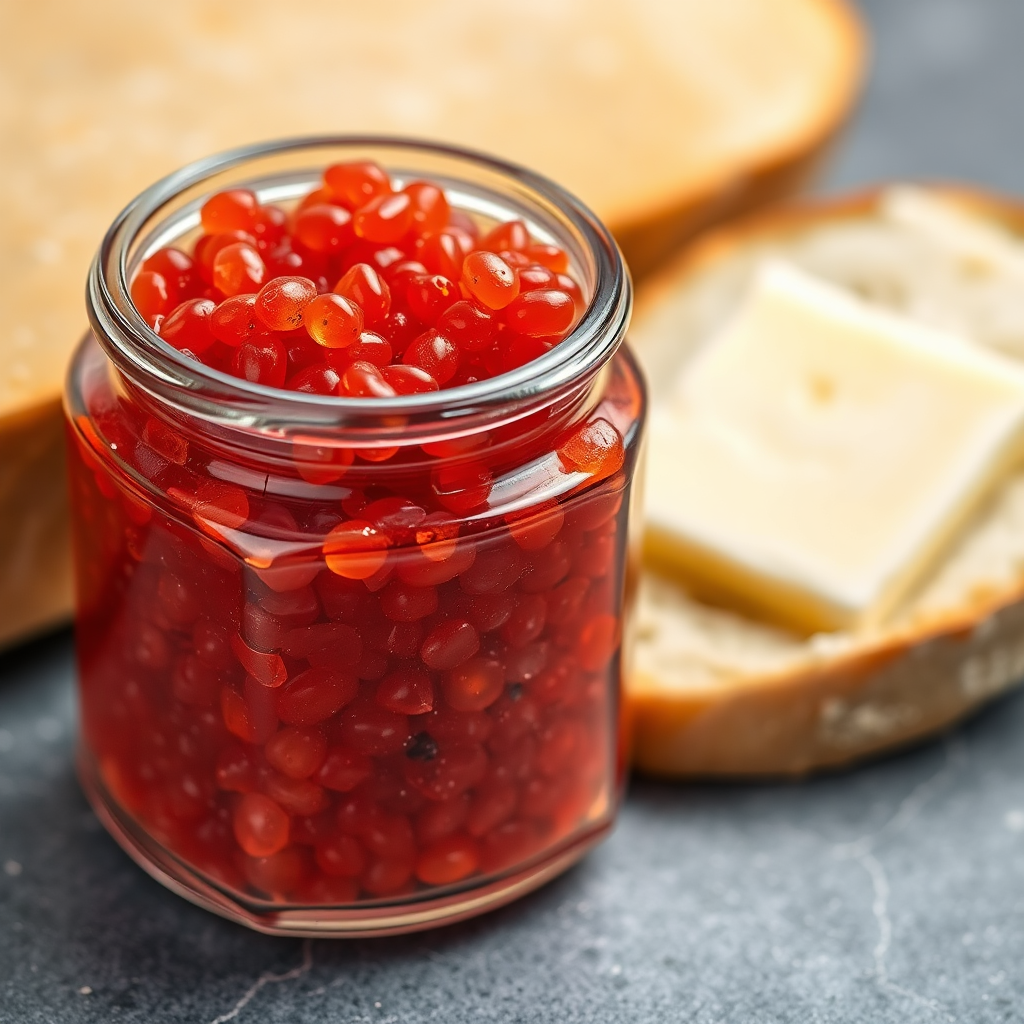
[645,261,1024,633]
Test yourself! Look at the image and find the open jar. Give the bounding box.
[65,138,642,936]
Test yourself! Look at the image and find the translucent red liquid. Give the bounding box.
[68,346,642,911]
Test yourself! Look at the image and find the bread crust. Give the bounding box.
[0,397,73,649]
[629,185,1024,777]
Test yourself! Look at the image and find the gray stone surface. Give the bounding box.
[5,1,1024,1021]
[6,634,1024,1024]
[826,0,1024,196]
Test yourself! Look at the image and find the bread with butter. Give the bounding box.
[629,185,1024,776]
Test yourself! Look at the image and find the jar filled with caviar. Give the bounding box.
[66,138,642,936]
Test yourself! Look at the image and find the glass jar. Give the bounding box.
[65,138,643,936]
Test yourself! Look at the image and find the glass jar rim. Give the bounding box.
[86,135,631,443]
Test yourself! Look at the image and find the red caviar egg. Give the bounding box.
[517,264,557,293]
[577,613,619,671]
[436,301,496,353]
[448,210,479,242]
[285,364,343,395]
[403,330,459,385]
[461,251,520,310]
[265,727,328,779]
[404,181,450,235]
[210,294,272,346]
[201,189,260,234]
[375,666,434,715]
[265,240,322,281]
[379,579,439,621]
[406,274,459,325]
[195,230,256,282]
[558,417,625,477]
[231,336,287,387]
[354,192,413,244]
[481,220,530,253]
[252,204,288,249]
[504,289,575,337]
[324,160,391,208]
[467,782,517,837]
[213,242,266,297]
[338,703,411,757]
[415,834,479,885]
[296,186,334,214]
[525,243,569,273]
[416,795,470,846]
[323,520,389,579]
[381,308,421,358]
[305,293,364,348]
[233,792,289,857]
[316,834,367,877]
[420,619,479,671]
[294,204,354,254]
[216,744,258,792]
[254,276,318,331]
[414,230,468,281]
[338,331,391,368]
[362,858,413,897]
[243,847,308,897]
[131,271,171,323]
[276,666,358,725]
[441,657,504,712]
[333,263,391,325]
[142,417,189,465]
[557,272,586,317]
[501,335,552,373]
[142,247,198,300]
[498,248,530,269]
[432,460,492,514]
[317,748,373,792]
[380,364,438,394]
[159,298,216,353]
[221,683,277,744]
[352,243,407,277]
[386,259,429,288]
[340,361,396,398]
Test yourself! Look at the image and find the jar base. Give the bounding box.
[77,748,612,937]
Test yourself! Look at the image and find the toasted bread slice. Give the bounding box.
[628,185,1024,777]
[0,0,864,648]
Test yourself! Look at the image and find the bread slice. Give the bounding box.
[628,185,1024,777]
[0,0,864,649]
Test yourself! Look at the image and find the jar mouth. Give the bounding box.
[87,135,631,443]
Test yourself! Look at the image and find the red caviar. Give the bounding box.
[68,149,640,931]
[305,293,364,349]
[143,162,581,395]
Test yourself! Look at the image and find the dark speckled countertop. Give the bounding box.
[5,1,1024,1021]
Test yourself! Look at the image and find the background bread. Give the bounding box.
[0,0,863,648]
[628,185,1024,777]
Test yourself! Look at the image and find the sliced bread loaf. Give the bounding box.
[629,186,1024,776]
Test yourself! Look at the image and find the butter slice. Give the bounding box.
[645,262,1024,633]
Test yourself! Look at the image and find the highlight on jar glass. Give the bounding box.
[66,137,642,936]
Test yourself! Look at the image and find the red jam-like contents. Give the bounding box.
[144,162,582,395]
[69,161,641,911]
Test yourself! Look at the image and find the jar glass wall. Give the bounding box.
[65,138,643,936]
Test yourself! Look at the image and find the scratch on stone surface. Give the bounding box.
[859,852,891,975]
[834,738,967,860]
[207,939,313,1024]
[832,739,966,1021]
